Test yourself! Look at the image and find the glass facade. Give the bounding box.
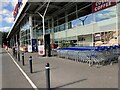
[19,4,117,49]
[95,6,116,22]
[93,6,117,46]
[51,5,117,47]
[20,19,31,47]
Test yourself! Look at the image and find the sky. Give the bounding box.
[0,0,18,32]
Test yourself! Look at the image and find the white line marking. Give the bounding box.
[6,50,38,90]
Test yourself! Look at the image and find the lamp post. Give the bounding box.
[36,0,50,56]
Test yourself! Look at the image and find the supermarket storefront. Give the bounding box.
[7,0,120,55]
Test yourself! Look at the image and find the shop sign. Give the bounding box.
[38,45,45,55]
[13,0,23,20]
[92,0,116,13]
[13,4,18,19]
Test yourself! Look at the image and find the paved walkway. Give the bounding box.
[2,49,33,88]
[7,48,118,88]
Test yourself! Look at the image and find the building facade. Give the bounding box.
[7,0,120,54]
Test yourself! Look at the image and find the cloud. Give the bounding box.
[4,17,14,23]
[3,0,18,7]
[2,0,18,8]
[0,26,11,32]
[2,2,10,8]
[2,9,13,17]
[0,11,2,15]
[0,15,2,22]
[11,0,18,8]
[2,8,14,24]
[0,0,17,32]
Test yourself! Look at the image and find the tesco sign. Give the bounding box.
[13,0,23,20]
[92,0,116,13]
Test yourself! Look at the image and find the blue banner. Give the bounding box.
[32,39,37,52]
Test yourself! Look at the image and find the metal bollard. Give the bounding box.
[45,63,50,90]
[29,56,33,73]
[15,50,17,59]
[22,52,24,66]
[18,51,20,62]
[13,48,15,57]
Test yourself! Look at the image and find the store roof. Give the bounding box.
[7,0,91,40]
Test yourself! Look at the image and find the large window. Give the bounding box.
[20,20,31,46]
[93,6,117,46]
[71,13,93,28]
[94,6,116,22]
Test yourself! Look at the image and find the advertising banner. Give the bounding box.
[92,0,116,13]
[13,4,18,19]
[38,45,45,55]
[28,45,32,52]
[32,39,37,52]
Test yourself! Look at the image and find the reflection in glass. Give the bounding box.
[95,6,116,22]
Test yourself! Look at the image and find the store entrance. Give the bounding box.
[45,34,51,57]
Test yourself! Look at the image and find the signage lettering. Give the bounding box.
[13,0,23,20]
[92,0,116,13]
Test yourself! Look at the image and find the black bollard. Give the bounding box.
[29,56,33,73]
[45,63,50,90]
[15,50,17,59]
[22,52,24,66]
[13,47,15,56]
[18,51,20,62]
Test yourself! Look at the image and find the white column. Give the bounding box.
[65,12,68,29]
[92,12,95,46]
[51,17,54,42]
[76,4,78,45]
[29,14,33,41]
[19,27,22,47]
[116,1,120,45]
[52,18,54,32]
[42,16,45,45]
[65,12,68,47]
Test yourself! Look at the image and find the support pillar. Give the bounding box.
[29,14,33,52]
[29,14,33,41]
[65,12,68,47]
[19,27,22,47]
[51,17,54,43]
[36,1,50,56]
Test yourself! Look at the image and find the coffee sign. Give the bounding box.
[92,0,116,13]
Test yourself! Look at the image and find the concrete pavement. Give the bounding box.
[6,48,118,89]
[2,49,33,89]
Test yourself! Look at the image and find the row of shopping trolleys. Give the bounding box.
[57,46,120,66]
